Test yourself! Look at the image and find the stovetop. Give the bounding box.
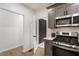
[53,35,79,44]
[52,35,79,49]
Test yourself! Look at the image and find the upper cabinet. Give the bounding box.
[75,4,79,13]
[65,4,77,15]
[55,4,79,17]
[48,8,55,29]
[48,3,79,28]
[55,4,66,17]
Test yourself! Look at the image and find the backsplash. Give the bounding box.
[52,27,79,33]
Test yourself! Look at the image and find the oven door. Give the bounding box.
[53,46,79,56]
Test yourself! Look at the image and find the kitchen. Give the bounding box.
[0,3,79,56]
[44,3,79,56]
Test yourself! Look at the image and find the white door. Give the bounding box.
[32,16,39,53]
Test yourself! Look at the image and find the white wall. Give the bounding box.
[0,8,23,52]
[35,8,52,45]
[0,3,34,52]
[52,27,79,33]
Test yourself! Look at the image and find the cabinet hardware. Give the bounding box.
[66,11,68,15]
[64,11,65,15]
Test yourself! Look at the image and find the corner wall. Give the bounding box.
[0,3,34,52]
[35,8,52,45]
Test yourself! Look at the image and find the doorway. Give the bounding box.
[33,18,47,53]
[39,19,47,43]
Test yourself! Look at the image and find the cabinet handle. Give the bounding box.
[64,11,65,15]
[66,11,67,15]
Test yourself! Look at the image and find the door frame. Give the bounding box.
[33,18,39,53]
[34,18,47,53]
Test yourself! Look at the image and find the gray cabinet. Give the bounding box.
[48,3,79,28]
[55,4,78,17]
[48,8,55,28]
[45,40,53,56]
[66,4,77,15]
[75,4,79,13]
[55,4,66,17]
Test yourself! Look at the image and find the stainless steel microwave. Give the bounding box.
[72,13,79,26]
[56,15,72,27]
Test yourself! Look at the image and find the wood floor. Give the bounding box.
[0,46,44,56]
[22,49,34,56]
[34,47,44,56]
[0,46,22,56]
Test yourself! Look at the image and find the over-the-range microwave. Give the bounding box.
[72,13,79,26]
[56,13,79,27]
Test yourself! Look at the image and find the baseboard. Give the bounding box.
[22,48,34,53]
[0,44,23,53]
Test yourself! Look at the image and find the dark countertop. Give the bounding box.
[43,37,56,40]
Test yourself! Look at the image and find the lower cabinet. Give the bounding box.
[45,40,53,56]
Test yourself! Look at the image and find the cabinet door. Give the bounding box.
[75,4,79,13]
[55,4,66,17]
[66,4,77,15]
[45,40,53,56]
[48,8,55,29]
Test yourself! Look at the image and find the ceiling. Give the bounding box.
[22,3,54,11]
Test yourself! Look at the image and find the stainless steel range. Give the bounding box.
[52,32,79,56]
[53,32,79,49]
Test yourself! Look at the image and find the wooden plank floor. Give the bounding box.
[0,47,44,56]
[0,46,22,56]
[22,49,34,56]
[34,47,44,56]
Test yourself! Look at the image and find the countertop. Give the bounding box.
[43,37,56,40]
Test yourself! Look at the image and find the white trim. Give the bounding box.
[56,13,79,19]
[0,44,23,53]
[56,24,72,27]
[72,13,79,16]
[22,47,33,53]
[71,24,79,26]
[33,18,39,53]
[37,19,39,45]
[56,15,72,19]
[0,7,24,16]
[56,23,79,27]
